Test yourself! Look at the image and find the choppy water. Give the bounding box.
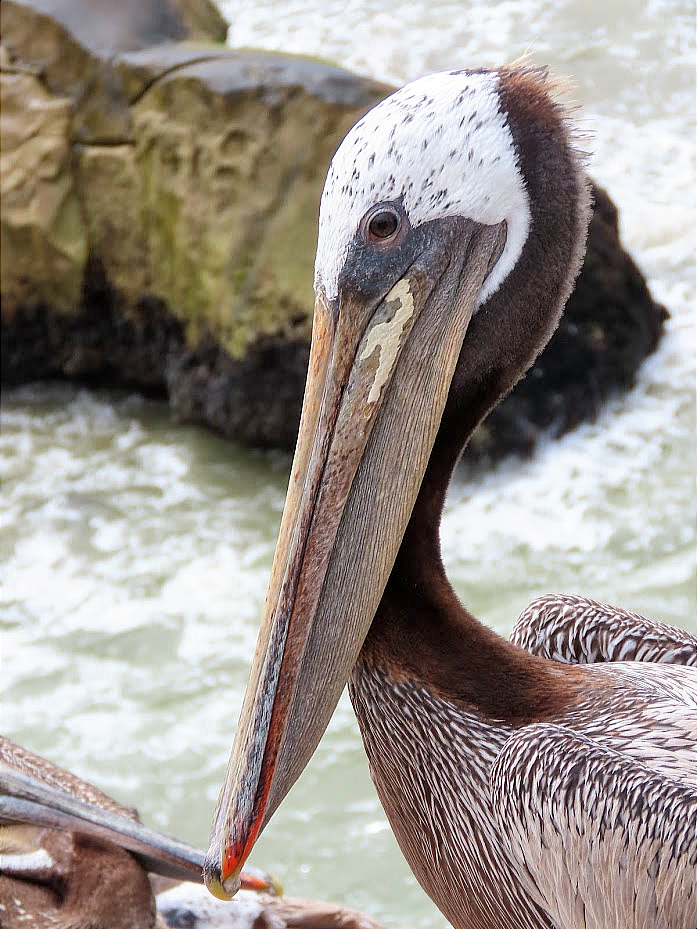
[1,2,695,926]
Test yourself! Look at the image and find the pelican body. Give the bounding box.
[204,67,697,928]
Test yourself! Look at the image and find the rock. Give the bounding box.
[127,51,385,359]
[6,0,227,56]
[0,0,667,458]
[0,0,228,316]
[1,67,86,314]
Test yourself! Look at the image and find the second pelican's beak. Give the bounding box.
[205,217,506,897]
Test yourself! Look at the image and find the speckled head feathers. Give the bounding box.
[315,69,534,304]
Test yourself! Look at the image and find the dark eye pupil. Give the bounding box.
[369,211,399,240]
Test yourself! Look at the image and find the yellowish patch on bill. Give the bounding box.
[359,279,415,404]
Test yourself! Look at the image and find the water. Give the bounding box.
[1,2,695,926]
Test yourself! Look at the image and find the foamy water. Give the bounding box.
[2,2,694,926]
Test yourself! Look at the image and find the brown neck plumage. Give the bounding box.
[361,68,592,723]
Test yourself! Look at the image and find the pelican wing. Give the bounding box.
[490,722,697,929]
[1,735,205,880]
[511,593,697,665]
[0,735,136,817]
[0,765,205,881]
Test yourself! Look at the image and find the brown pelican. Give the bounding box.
[0,736,273,928]
[203,66,697,928]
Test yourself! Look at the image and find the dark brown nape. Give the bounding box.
[362,69,592,723]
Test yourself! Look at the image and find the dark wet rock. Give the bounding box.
[1,0,667,459]
[166,335,310,449]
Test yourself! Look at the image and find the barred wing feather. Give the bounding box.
[512,594,697,666]
[490,723,697,929]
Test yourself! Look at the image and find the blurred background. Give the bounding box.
[1,1,695,926]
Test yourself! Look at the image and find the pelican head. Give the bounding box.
[204,66,589,897]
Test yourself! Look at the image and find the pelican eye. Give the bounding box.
[367,209,400,242]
